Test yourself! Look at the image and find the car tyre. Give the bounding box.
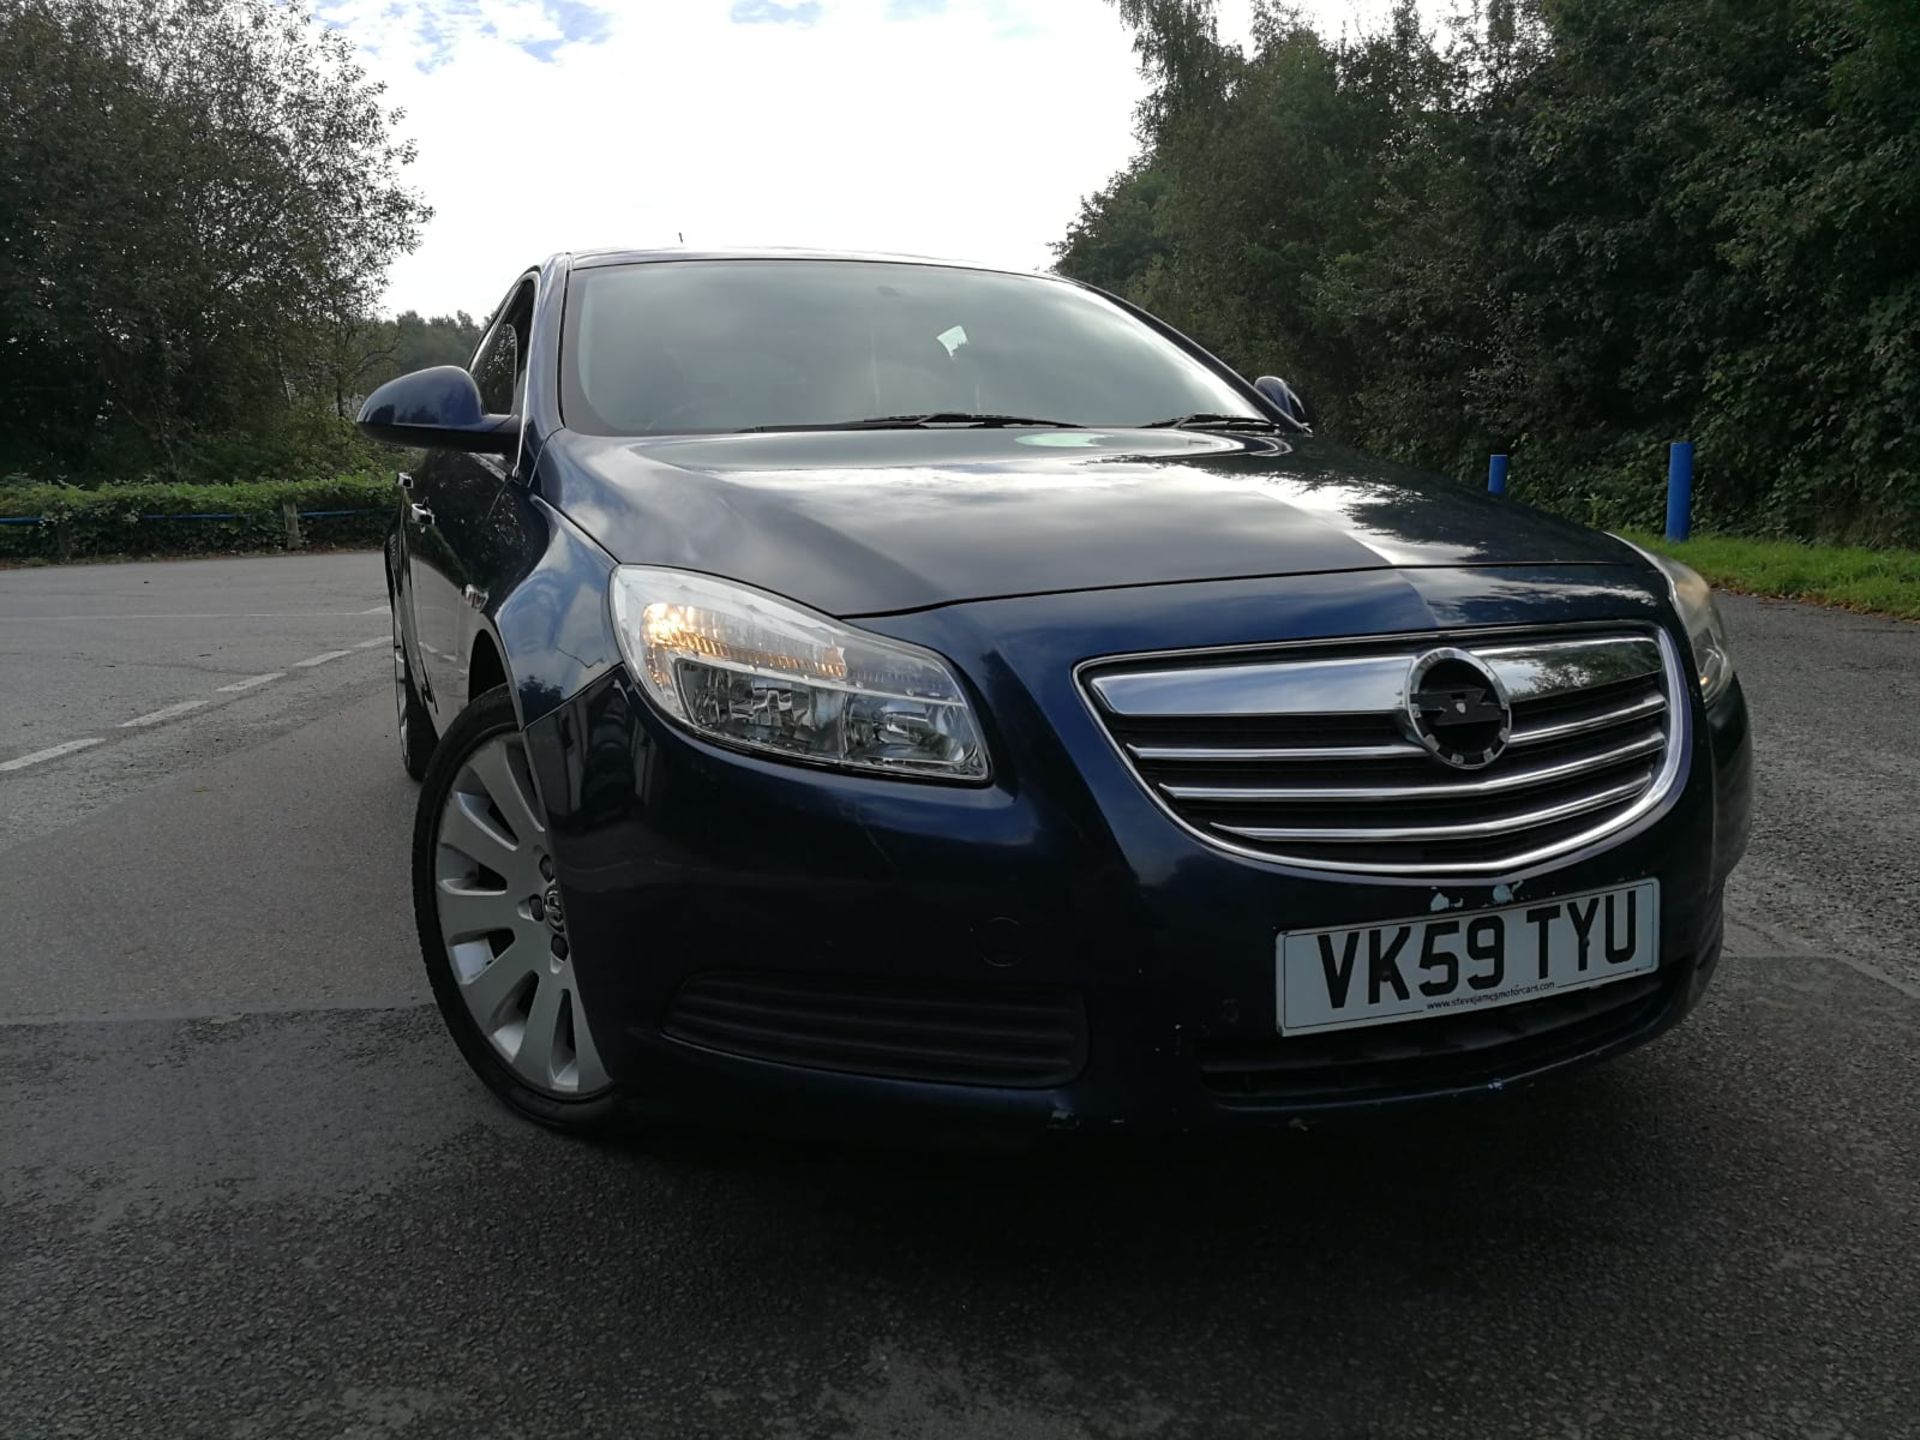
[414,684,627,1135]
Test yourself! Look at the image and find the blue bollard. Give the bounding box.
[1488,453,1509,495]
[1665,442,1694,541]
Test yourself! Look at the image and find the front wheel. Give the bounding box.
[413,684,625,1133]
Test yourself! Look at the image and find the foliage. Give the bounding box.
[368,311,486,389]
[0,0,431,480]
[178,405,404,485]
[0,474,395,559]
[1631,532,1920,620]
[1059,0,1920,545]
[307,308,487,419]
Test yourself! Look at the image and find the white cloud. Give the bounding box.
[323,0,1406,317]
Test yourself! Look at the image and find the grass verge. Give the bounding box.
[1627,532,1920,621]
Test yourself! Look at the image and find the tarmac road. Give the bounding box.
[1,552,1916,1439]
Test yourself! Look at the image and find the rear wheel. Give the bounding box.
[413,684,624,1134]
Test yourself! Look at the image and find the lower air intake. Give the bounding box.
[1195,967,1680,1105]
[663,972,1087,1088]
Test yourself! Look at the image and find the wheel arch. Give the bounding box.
[468,628,509,710]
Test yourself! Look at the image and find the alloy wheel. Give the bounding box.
[431,734,610,1096]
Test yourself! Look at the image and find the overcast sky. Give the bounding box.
[316,0,1402,318]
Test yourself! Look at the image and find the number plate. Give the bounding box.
[1276,882,1660,1036]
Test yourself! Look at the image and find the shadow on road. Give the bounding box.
[628,1059,1688,1282]
[3,960,1914,1437]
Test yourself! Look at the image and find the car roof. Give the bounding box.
[560,246,1062,282]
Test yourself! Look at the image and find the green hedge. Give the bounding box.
[0,475,395,560]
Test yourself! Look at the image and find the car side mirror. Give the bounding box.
[1255,375,1311,431]
[357,366,519,455]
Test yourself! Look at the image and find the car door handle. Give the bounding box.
[409,503,434,525]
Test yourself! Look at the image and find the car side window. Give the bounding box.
[473,323,519,416]
[471,277,536,416]
[510,324,530,416]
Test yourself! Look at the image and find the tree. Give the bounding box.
[1060,0,1920,543]
[378,310,485,384]
[307,310,484,420]
[0,0,431,477]
[1059,3,1467,435]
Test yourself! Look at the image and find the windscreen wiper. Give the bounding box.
[1137,413,1281,431]
[738,413,1084,433]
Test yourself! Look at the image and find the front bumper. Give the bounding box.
[522,568,1752,1135]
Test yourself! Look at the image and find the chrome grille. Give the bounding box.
[1083,629,1683,875]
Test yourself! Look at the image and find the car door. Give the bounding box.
[405,275,534,726]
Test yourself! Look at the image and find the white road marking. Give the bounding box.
[293,649,352,668]
[360,604,390,614]
[216,672,285,693]
[120,699,209,728]
[0,738,105,772]
[353,636,390,649]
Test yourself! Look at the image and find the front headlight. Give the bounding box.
[1620,542,1735,706]
[608,566,990,781]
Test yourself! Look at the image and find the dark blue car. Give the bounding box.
[360,249,1752,1136]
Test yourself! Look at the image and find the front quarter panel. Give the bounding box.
[486,474,622,728]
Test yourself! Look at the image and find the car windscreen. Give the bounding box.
[558,258,1263,435]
